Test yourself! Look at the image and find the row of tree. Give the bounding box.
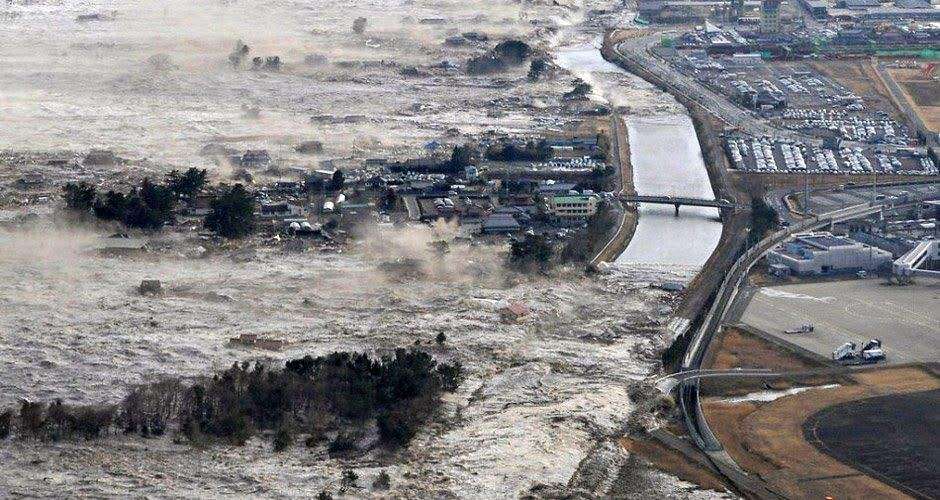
[63,168,209,230]
[484,140,553,162]
[62,168,257,239]
[2,350,462,452]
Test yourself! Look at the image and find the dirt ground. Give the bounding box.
[810,60,905,124]
[699,325,835,397]
[887,67,940,132]
[619,436,730,494]
[703,325,823,372]
[703,365,940,499]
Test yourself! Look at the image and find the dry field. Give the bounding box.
[887,67,940,132]
[703,365,940,499]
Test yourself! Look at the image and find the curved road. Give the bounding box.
[671,196,935,498]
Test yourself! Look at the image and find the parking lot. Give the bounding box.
[661,50,937,176]
[740,278,940,364]
[725,135,937,174]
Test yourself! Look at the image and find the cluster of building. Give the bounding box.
[767,199,940,277]
[192,133,612,243]
[655,2,940,47]
[812,0,940,23]
[400,179,602,236]
[654,21,939,176]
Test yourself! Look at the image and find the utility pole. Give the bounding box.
[803,167,810,216]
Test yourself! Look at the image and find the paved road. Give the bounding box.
[766,181,940,221]
[654,367,775,392]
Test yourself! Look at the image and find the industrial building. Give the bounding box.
[766,231,892,275]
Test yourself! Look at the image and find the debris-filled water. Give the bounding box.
[0,229,708,497]
[0,0,728,496]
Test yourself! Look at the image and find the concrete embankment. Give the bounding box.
[591,114,638,267]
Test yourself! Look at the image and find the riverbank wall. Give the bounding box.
[591,114,639,267]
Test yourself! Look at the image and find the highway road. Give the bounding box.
[766,181,940,221]
[612,33,820,145]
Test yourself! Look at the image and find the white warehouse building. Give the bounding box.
[766,232,892,276]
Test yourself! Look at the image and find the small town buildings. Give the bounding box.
[536,180,578,196]
[240,149,271,168]
[482,213,521,234]
[184,193,215,217]
[259,202,305,220]
[229,333,285,351]
[89,234,149,255]
[83,149,118,166]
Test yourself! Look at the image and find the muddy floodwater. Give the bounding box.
[0,2,729,496]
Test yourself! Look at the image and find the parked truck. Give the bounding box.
[832,339,885,364]
[784,324,814,334]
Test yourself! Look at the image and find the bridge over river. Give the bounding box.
[619,194,741,216]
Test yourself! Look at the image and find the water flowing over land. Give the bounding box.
[0,0,728,497]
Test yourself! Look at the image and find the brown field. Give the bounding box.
[703,365,940,499]
[619,436,729,493]
[704,325,822,372]
[700,325,835,397]
[887,67,940,132]
[810,60,905,123]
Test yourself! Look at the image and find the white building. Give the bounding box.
[546,194,599,223]
[893,239,940,278]
[766,232,892,275]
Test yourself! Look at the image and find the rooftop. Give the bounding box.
[798,233,856,249]
[552,195,596,204]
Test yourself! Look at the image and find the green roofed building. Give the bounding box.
[547,194,599,223]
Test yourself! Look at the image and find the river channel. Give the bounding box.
[553,42,722,270]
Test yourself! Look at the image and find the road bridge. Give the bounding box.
[619,194,739,215]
